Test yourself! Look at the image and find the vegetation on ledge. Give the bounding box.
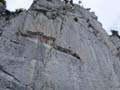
[0,0,25,20]
[3,8,25,20]
[111,30,120,38]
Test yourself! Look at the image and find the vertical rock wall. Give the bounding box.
[0,0,120,90]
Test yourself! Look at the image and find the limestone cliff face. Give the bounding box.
[110,34,120,59]
[0,2,5,15]
[0,0,120,90]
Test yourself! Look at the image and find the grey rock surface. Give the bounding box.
[110,34,120,59]
[0,0,120,90]
[0,2,5,15]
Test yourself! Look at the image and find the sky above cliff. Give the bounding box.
[6,0,120,34]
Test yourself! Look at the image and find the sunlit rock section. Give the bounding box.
[0,0,120,90]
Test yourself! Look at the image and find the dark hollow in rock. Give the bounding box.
[46,0,52,2]
[34,9,47,16]
[48,12,59,19]
[54,45,81,60]
[74,17,78,22]
[0,29,3,36]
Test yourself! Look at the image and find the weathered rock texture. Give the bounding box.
[0,0,120,90]
[110,33,120,59]
[0,2,5,16]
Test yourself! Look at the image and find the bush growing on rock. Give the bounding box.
[111,30,120,38]
[111,30,119,35]
[4,8,25,20]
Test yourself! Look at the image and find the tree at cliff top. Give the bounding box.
[111,30,120,38]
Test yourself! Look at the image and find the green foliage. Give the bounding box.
[111,30,119,36]
[0,0,25,20]
[111,30,120,38]
[4,8,25,20]
[15,8,24,14]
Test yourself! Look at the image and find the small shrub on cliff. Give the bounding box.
[111,30,119,35]
[111,30,120,38]
[4,8,25,20]
[15,8,24,14]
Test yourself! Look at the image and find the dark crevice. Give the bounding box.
[46,0,52,2]
[88,24,98,35]
[48,12,60,19]
[0,65,23,85]
[42,35,56,41]
[88,24,95,30]
[87,19,99,36]
[53,45,80,60]
[18,31,31,38]
[17,30,43,38]
[0,29,3,36]
[74,17,78,22]
[87,19,95,29]
[27,31,44,36]
[60,17,64,33]
[33,9,48,16]
[18,30,55,41]
[18,31,80,60]
[10,40,19,44]
[87,19,96,31]
[0,78,26,90]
